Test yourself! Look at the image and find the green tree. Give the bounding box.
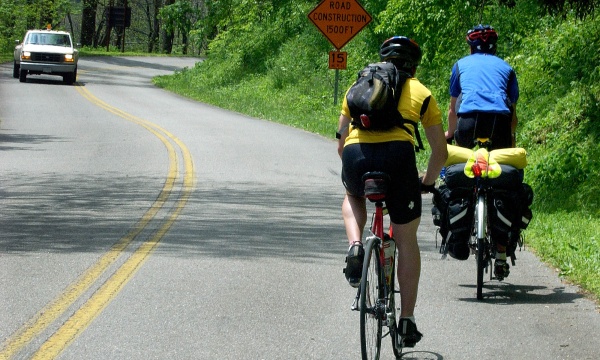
[159,0,199,54]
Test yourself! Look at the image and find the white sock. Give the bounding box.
[400,316,415,323]
[497,252,507,261]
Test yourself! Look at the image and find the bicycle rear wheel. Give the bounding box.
[476,237,485,300]
[475,195,487,300]
[360,237,384,360]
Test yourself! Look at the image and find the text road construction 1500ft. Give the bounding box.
[308,0,372,50]
[311,14,370,34]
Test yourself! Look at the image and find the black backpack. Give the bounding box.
[346,62,425,151]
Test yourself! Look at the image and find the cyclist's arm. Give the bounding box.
[510,103,518,147]
[446,96,458,141]
[337,113,351,158]
[422,123,448,186]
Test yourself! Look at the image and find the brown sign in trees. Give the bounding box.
[308,0,372,50]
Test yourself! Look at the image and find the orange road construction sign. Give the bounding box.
[308,0,372,50]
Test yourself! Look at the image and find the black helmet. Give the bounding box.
[466,24,498,53]
[379,36,422,68]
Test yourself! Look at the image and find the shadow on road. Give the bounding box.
[400,350,444,359]
[0,176,346,262]
[458,282,583,304]
[0,133,66,150]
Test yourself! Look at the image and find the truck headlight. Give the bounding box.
[64,54,74,62]
[21,51,31,60]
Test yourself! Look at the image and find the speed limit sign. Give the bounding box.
[329,51,347,69]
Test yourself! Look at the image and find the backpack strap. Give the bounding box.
[397,95,429,152]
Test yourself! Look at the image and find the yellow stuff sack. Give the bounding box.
[445,145,473,165]
[490,148,527,169]
[445,144,527,169]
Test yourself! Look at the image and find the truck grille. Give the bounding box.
[31,53,62,63]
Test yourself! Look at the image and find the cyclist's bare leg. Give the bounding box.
[391,217,421,317]
[342,193,366,245]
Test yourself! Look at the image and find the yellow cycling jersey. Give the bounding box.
[341,77,442,146]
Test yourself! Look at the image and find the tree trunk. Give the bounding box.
[81,0,98,46]
[161,0,175,54]
[147,0,161,52]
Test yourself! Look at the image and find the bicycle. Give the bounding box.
[350,171,403,360]
[455,137,524,300]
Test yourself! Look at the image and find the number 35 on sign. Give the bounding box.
[329,51,347,69]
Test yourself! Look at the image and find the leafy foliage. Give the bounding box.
[0,0,74,53]
[511,16,600,214]
[539,0,598,18]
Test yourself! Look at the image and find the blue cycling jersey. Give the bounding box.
[449,53,519,115]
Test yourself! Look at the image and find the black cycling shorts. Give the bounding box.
[341,141,421,224]
[454,112,511,150]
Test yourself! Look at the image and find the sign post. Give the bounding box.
[308,0,371,104]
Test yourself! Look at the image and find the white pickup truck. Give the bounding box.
[13,29,79,85]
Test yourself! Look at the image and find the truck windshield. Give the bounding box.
[26,33,71,47]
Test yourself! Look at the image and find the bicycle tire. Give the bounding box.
[360,237,384,360]
[476,237,485,300]
[476,195,486,300]
[389,246,402,359]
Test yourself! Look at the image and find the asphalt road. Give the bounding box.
[0,57,598,360]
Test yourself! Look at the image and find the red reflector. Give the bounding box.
[360,114,371,128]
[472,163,482,177]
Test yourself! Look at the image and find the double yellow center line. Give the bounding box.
[0,85,194,360]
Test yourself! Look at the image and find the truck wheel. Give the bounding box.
[63,67,77,85]
[13,62,19,78]
[19,69,27,82]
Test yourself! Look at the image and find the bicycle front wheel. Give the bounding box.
[389,246,402,359]
[360,237,384,360]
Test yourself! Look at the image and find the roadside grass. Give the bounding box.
[154,66,340,137]
[526,212,600,299]
[155,67,600,304]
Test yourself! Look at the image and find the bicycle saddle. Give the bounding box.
[362,172,391,201]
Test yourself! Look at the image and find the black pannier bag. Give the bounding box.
[488,165,524,190]
[445,163,523,190]
[433,185,473,260]
[489,189,520,236]
[488,185,534,253]
[518,183,534,229]
[444,163,474,188]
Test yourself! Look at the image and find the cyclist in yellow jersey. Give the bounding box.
[337,36,447,347]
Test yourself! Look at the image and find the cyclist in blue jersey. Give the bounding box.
[446,25,519,150]
[445,25,519,278]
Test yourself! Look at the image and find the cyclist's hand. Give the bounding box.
[419,176,436,194]
[444,131,454,144]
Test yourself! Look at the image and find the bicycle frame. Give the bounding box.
[351,200,390,312]
[351,171,402,359]
[470,138,495,300]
